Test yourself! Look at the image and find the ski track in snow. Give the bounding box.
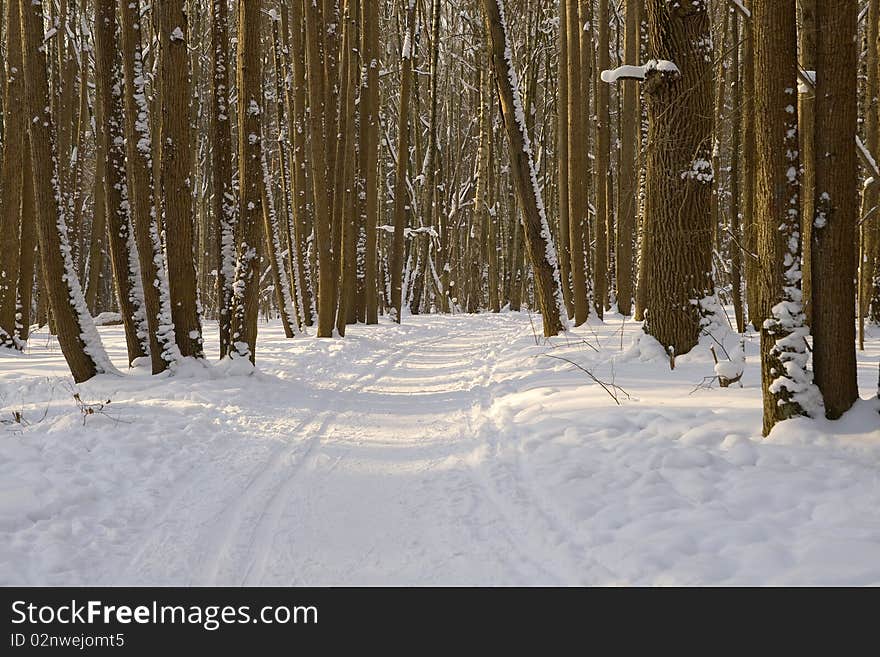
[1,313,879,585]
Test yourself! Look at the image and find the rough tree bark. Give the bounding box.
[811,0,859,418]
[19,0,112,382]
[159,0,204,357]
[641,0,714,357]
[753,0,819,435]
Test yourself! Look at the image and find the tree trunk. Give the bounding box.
[210,0,236,357]
[753,0,818,435]
[798,0,817,325]
[811,0,859,419]
[230,0,264,363]
[595,0,611,319]
[19,0,112,382]
[566,0,590,325]
[159,0,204,358]
[0,0,24,348]
[642,0,714,356]
[304,0,337,336]
[618,0,640,317]
[17,149,36,343]
[390,0,416,324]
[557,0,573,317]
[362,0,380,324]
[729,10,744,334]
[481,0,565,336]
[95,0,148,365]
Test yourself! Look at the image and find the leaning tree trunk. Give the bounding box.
[481,0,565,336]
[641,0,714,357]
[19,0,113,383]
[811,0,859,419]
[753,0,819,435]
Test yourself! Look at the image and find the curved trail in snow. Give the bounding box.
[115,315,572,585]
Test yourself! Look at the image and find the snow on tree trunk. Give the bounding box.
[480,0,566,337]
[753,0,822,435]
[19,0,115,382]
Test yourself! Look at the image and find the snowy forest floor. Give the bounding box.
[1,311,879,585]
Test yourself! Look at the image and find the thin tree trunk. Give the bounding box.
[0,0,23,348]
[210,0,236,357]
[95,0,148,365]
[566,0,590,325]
[362,0,380,324]
[390,0,416,324]
[618,0,640,317]
[797,0,816,325]
[481,0,565,336]
[230,0,264,363]
[17,149,36,343]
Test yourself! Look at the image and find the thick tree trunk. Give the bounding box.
[641,0,714,356]
[19,0,112,383]
[753,0,818,435]
[811,0,859,419]
[159,0,204,358]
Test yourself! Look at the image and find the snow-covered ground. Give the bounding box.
[1,311,878,585]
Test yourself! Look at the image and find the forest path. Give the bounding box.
[113,313,581,585]
[4,314,880,585]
